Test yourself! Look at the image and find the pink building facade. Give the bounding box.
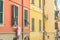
[0,0,30,40]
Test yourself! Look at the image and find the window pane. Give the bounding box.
[32,18,34,31]
[0,13,3,24]
[0,1,3,12]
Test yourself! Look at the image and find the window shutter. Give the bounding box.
[55,11,59,19]
[39,20,41,31]
[15,6,18,25]
[0,13,3,24]
[0,1,3,12]
[0,1,3,24]
[25,9,28,26]
[32,0,34,4]
[39,0,41,8]
[55,23,58,29]
[12,5,15,26]
[32,18,34,31]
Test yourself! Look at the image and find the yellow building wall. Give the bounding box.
[44,0,56,40]
[30,0,43,40]
[30,9,43,40]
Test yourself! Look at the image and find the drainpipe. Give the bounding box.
[43,0,45,40]
[22,0,23,40]
[55,0,58,40]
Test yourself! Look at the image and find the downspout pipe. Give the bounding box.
[22,0,23,40]
[43,0,45,40]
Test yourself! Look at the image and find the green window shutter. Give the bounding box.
[0,1,3,12]
[12,5,15,26]
[55,11,59,19]
[32,18,34,31]
[39,20,41,31]
[55,23,58,29]
[0,0,3,24]
[39,0,41,8]
[24,9,28,26]
[15,6,18,25]
[0,13,3,24]
[32,0,34,4]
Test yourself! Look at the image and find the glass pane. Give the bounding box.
[0,13,3,24]
[0,1,3,12]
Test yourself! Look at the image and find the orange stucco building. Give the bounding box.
[0,0,30,40]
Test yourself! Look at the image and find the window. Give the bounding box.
[55,23,58,29]
[55,10,59,19]
[39,20,41,31]
[0,0,3,24]
[12,5,18,26]
[39,0,41,8]
[24,9,28,26]
[32,18,34,31]
[24,36,29,40]
[31,0,34,4]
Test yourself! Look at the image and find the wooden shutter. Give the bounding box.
[32,18,34,31]
[55,23,58,29]
[0,1,3,24]
[11,5,15,26]
[39,0,41,8]
[39,20,41,31]
[25,9,28,26]
[55,11,59,19]
[15,6,18,25]
[32,0,34,4]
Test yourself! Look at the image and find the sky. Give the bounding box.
[57,0,60,5]
[57,0,60,10]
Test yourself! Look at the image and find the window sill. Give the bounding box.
[0,24,4,26]
[12,26,17,28]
